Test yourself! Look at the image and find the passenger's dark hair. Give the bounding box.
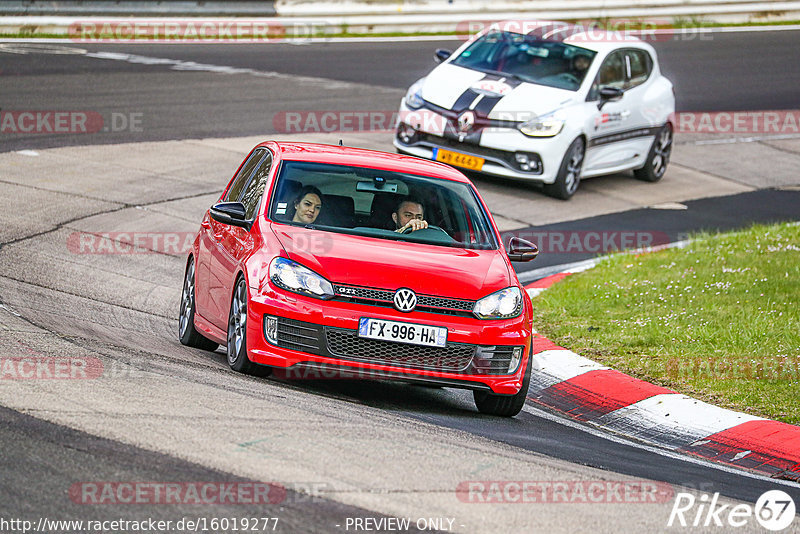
[393,195,425,215]
[286,185,323,221]
[292,185,323,207]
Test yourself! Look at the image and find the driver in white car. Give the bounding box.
[392,197,429,233]
[571,53,592,80]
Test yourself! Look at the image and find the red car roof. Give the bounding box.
[259,141,473,184]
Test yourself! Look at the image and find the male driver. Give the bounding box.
[392,197,428,233]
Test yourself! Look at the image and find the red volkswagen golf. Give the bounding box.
[179,142,538,416]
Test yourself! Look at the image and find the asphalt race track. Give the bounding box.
[1,29,800,151]
[1,30,800,533]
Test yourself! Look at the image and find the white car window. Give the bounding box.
[587,51,626,100]
[597,51,626,89]
[626,49,653,89]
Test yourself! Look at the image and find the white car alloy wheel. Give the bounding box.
[635,123,673,182]
[545,137,584,200]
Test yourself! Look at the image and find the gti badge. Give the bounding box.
[393,288,417,312]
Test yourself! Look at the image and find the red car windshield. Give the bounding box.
[269,161,499,250]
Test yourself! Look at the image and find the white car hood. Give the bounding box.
[422,63,576,119]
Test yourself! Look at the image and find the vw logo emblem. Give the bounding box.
[393,288,417,312]
[457,111,475,133]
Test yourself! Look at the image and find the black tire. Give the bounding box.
[473,356,532,417]
[226,276,272,377]
[178,257,219,351]
[634,123,672,182]
[543,137,584,200]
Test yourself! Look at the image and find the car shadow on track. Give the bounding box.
[200,347,523,419]
[463,167,635,196]
[269,374,482,416]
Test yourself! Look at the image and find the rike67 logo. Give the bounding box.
[668,490,796,531]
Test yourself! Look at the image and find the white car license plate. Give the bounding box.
[358,318,447,348]
[433,147,485,171]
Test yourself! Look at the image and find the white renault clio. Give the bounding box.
[394,21,675,199]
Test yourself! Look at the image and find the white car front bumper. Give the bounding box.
[394,103,576,185]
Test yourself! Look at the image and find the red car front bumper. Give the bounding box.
[245,288,532,395]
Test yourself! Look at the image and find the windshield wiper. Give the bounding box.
[487,68,524,82]
[466,67,528,84]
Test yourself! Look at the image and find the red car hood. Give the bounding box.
[270,224,511,300]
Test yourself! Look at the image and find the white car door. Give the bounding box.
[618,48,669,156]
[582,50,648,175]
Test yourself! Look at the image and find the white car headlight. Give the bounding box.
[519,116,565,137]
[269,257,334,299]
[473,287,523,320]
[404,78,426,110]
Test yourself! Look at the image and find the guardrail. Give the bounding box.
[1,0,799,34]
[276,0,800,18]
[1,1,276,16]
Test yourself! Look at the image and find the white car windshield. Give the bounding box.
[452,31,597,91]
[269,161,499,250]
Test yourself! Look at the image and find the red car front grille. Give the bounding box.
[332,284,475,316]
[271,317,517,375]
[325,328,474,372]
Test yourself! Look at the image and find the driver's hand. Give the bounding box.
[396,219,429,233]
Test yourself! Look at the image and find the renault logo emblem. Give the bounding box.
[393,288,417,312]
[457,111,475,133]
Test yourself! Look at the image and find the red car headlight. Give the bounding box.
[473,287,523,320]
[269,257,335,300]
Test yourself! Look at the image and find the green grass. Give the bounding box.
[533,222,800,424]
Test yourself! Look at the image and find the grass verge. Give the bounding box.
[532,222,800,424]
